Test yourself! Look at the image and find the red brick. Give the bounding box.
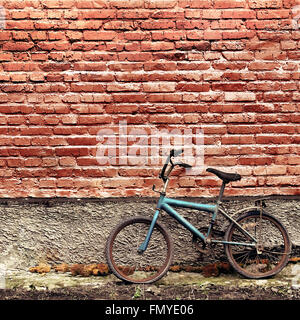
[0,52,13,61]
[214,0,246,8]
[141,41,175,51]
[115,95,146,105]
[82,31,115,40]
[202,10,222,19]
[81,9,116,19]
[212,83,246,91]
[247,82,281,91]
[223,113,256,123]
[249,0,282,8]
[39,179,57,188]
[13,137,31,146]
[0,73,10,81]
[264,92,291,102]
[24,158,43,167]
[141,20,175,30]
[6,21,34,30]
[146,0,177,8]
[78,115,112,124]
[117,10,150,19]
[3,42,34,51]
[256,135,292,144]
[222,10,256,19]
[238,157,274,166]
[41,159,58,169]
[12,31,30,41]
[67,137,97,146]
[176,83,210,92]
[75,0,107,8]
[217,20,243,30]
[225,92,256,102]
[70,83,105,93]
[149,114,183,124]
[204,30,222,40]
[266,176,299,186]
[151,10,184,19]
[281,40,297,50]
[143,83,176,92]
[180,0,212,8]
[10,74,27,82]
[59,157,77,167]
[7,158,24,168]
[257,9,290,19]
[106,83,140,92]
[222,30,255,39]
[42,0,74,8]
[0,31,12,41]
[1,84,27,92]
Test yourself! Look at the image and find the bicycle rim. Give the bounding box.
[106,216,173,284]
[225,211,291,279]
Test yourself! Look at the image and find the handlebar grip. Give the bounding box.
[160,149,185,182]
[170,149,183,157]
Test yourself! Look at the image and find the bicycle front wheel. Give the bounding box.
[106,216,173,284]
[224,210,291,279]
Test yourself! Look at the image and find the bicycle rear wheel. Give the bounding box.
[224,210,291,279]
[106,216,173,284]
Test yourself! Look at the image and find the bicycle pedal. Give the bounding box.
[192,235,208,254]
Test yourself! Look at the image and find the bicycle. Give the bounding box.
[106,149,291,284]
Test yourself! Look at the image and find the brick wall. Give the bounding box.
[0,0,299,198]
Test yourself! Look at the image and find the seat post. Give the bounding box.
[217,181,226,204]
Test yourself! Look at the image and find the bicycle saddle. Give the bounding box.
[206,168,241,184]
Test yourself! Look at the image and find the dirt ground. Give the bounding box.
[0,262,300,301]
[0,280,299,300]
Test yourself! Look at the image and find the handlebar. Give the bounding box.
[159,149,192,182]
[170,149,184,157]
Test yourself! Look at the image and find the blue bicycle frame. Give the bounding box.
[138,149,257,253]
[138,194,257,253]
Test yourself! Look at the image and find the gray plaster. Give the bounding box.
[0,196,299,269]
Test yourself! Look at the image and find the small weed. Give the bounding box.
[132,285,144,299]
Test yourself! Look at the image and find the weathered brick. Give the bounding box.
[202,10,222,19]
[222,10,256,19]
[0,0,297,198]
[3,41,34,51]
[204,30,222,40]
[257,9,290,19]
[225,92,256,102]
[249,61,280,70]
[214,0,246,8]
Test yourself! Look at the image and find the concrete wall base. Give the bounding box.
[0,196,299,269]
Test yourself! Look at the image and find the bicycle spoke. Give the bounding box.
[225,211,290,278]
[106,217,173,283]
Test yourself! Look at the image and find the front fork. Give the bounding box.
[138,193,166,253]
[137,209,160,253]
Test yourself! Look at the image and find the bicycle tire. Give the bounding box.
[106,216,173,284]
[224,210,291,279]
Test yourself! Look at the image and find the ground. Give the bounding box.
[0,263,299,300]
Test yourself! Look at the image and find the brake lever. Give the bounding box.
[152,184,160,193]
